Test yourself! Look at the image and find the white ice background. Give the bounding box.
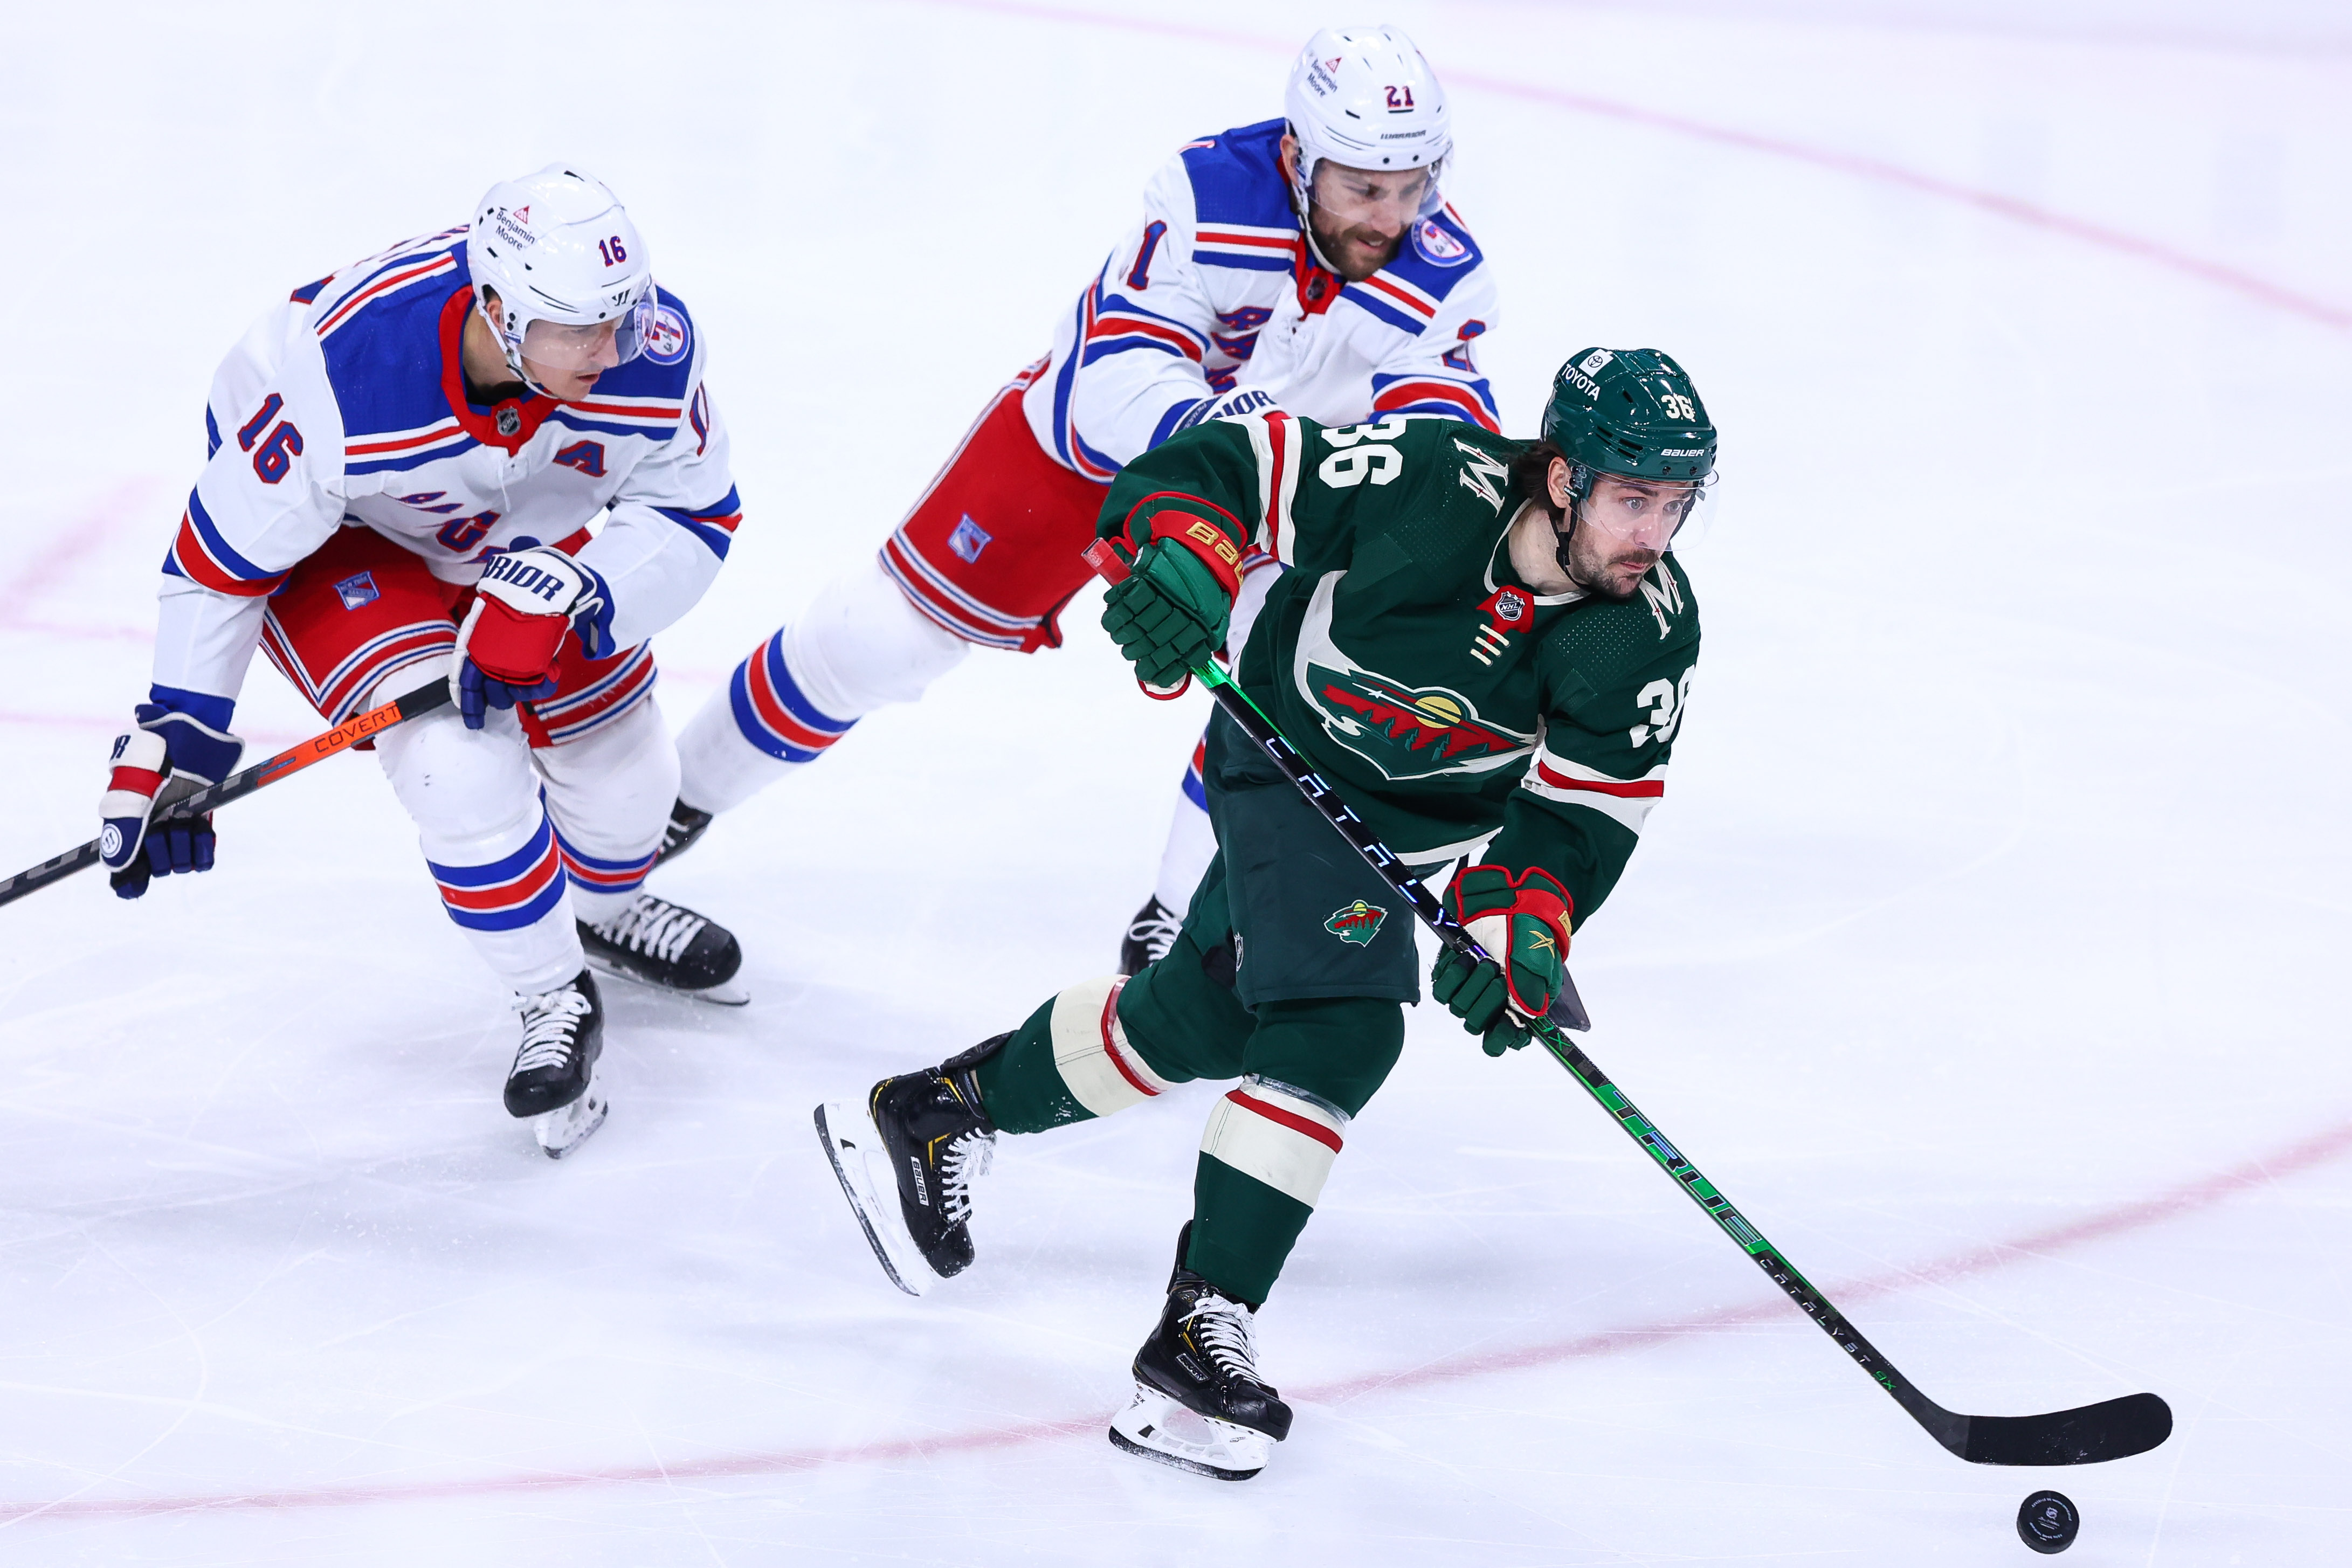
[2,1,2349,1562]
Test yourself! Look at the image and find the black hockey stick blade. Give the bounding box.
[1954,1391,2172,1466]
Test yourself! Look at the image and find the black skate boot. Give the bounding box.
[654,797,714,864]
[1118,894,1183,976]
[814,1038,1001,1296]
[505,969,607,1159]
[1108,1225,1292,1480]
[578,892,746,1004]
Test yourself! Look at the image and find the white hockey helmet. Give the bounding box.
[1283,25,1452,219]
[467,164,659,390]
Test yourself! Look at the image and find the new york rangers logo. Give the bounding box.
[640,303,690,365]
[1411,218,1470,267]
[1325,899,1387,946]
[334,571,380,610]
[949,515,991,563]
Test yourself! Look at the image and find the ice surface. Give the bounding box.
[2,1,2348,1562]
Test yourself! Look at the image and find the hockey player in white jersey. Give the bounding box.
[667,25,1502,966]
[98,165,748,1156]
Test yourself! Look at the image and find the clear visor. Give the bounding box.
[1306,153,1446,233]
[518,286,657,375]
[1575,471,1711,552]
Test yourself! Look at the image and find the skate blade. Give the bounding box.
[584,954,749,1007]
[814,1102,928,1297]
[1106,1383,1268,1481]
[534,1093,608,1159]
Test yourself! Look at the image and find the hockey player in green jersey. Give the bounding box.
[816,347,1714,1479]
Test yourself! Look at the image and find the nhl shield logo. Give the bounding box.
[495,405,521,437]
[1325,899,1388,946]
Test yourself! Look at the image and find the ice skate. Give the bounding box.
[654,797,714,864]
[578,891,747,1005]
[1108,1229,1292,1480]
[505,970,608,1159]
[815,1040,1000,1295]
[1118,894,1184,976]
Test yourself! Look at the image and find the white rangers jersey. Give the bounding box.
[1022,115,1500,480]
[153,226,739,709]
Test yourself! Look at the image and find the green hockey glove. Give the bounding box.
[1430,865,1573,1056]
[1099,533,1235,693]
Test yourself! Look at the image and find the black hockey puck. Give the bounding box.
[2016,1490,2079,1554]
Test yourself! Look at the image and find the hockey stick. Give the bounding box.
[0,678,453,909]
[1084,541,2171,1466]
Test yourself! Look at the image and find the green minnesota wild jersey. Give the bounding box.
[1096,412,1700,929]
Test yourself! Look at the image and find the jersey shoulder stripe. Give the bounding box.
[344,416,475,475]
[1342,208,1489,335]
[1370,371,1500,431]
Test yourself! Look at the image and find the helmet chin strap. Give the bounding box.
[1551,462,1592,583]
[475,293,554,399]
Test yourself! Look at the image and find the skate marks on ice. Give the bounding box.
[2,1107,2342,1525]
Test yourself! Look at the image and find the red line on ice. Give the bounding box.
[0,478,163,632]
[916,0,2352,333]
[5,1113,2347,1525]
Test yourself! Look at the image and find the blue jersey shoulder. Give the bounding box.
[1178,118,1296,231]
[314,237,472,441]
[1379,207,1487,302]
[587,285,699,400]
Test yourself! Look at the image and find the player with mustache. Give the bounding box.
[816,348,1716,1479]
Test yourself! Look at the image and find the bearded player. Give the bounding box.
[667,25,1502,970]
[100,165,748,1157]
[815,349,1715,1478]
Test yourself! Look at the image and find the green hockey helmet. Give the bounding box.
[1540,347,1717,486]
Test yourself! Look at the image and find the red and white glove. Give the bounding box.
[1430,865,1574,1055]
[452,546,612,730]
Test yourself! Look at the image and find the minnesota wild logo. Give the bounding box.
[1306,662,1534,780]
[1325,899,1388,946]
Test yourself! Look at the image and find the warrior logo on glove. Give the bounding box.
[451,545,616,730]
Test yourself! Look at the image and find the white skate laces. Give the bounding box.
[513,985,593,1073]
[938,1130,996,1225]
[594,893,708,963]
[1126,903,1183,966]
[593,893,708,962]
[1184,1293,1266,1386]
